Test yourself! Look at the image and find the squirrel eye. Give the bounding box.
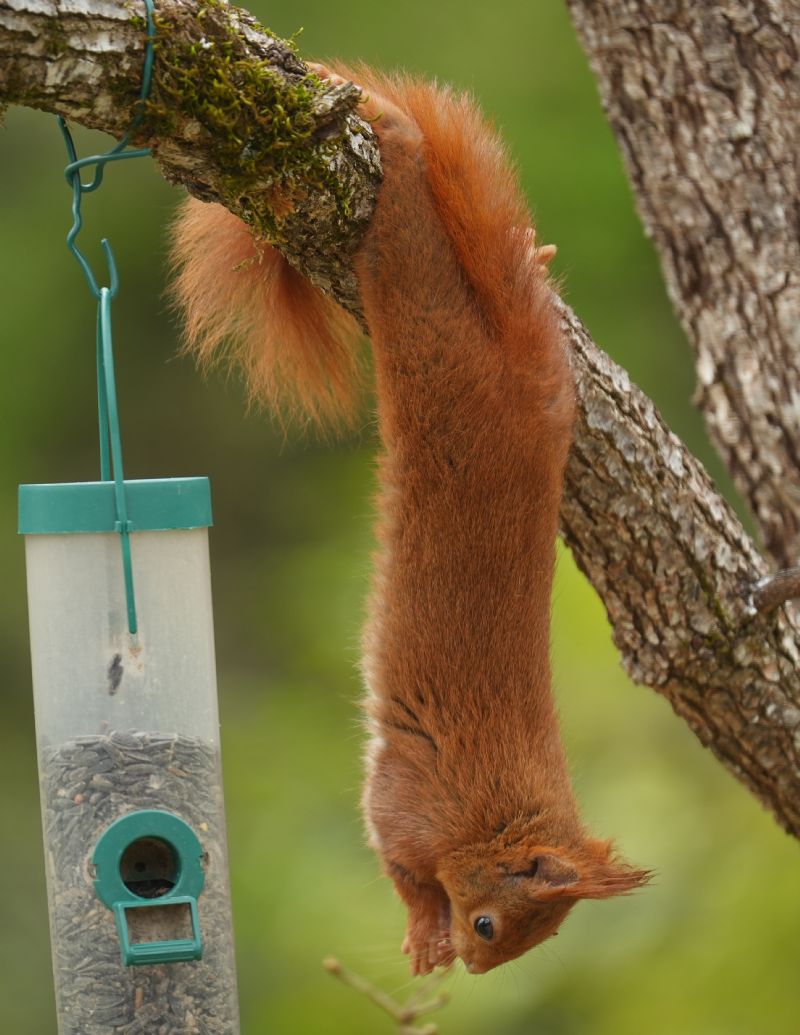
[474,916,494,941]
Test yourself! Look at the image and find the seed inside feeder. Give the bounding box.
[40,730,239,1035]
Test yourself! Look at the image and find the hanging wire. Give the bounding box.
[57,0,156,635]
[57,0,155,302]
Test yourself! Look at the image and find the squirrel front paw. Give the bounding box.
[386,864,455,974]
[401,902,455,976]
[402,927,452,976]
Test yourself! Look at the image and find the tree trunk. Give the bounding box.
[566,0,800,570]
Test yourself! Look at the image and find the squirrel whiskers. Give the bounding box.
[171,63,650,976]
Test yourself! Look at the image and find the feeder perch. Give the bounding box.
[93,809,206,966]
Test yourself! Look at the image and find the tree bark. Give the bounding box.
[561,300,800,836]
[2,0,799,836]
[566,0,800,571]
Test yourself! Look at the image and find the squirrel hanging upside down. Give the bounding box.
[171,62,650,975]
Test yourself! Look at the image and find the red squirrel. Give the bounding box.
[171,63,650,975]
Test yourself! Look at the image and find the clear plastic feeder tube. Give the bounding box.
[19,478,240,1035]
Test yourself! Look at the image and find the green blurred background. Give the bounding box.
[1,1,797,1032]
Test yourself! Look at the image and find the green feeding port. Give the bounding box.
[92,810,206,967]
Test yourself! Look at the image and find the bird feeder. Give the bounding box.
[18,13,241,1025]
[20,479,240,1033]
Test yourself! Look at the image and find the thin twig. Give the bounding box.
[323,957,449,1034]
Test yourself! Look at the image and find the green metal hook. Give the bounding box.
[57,0,154,300]
[57,0,156,634]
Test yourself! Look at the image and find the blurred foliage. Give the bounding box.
[0,0,797,1032]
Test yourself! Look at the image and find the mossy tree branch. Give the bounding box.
[1,0,799,837]
[0,0,381,310]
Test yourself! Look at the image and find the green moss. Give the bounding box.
[139,1,351,239]
[45,22,70,58]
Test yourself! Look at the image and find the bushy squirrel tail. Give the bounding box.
[169,197,362,429]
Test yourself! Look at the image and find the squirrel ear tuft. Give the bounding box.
[521,840,652,902]
[558,839,652,902]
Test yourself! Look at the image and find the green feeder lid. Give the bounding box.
[18,477,212,535]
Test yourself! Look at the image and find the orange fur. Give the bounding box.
[170,64,649,976]
[170,197,362,427]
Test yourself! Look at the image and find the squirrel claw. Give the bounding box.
[535,243,558,265]
[307,62,349,89]
[515,226,558,268]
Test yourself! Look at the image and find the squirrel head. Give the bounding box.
[436,828,651,973]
